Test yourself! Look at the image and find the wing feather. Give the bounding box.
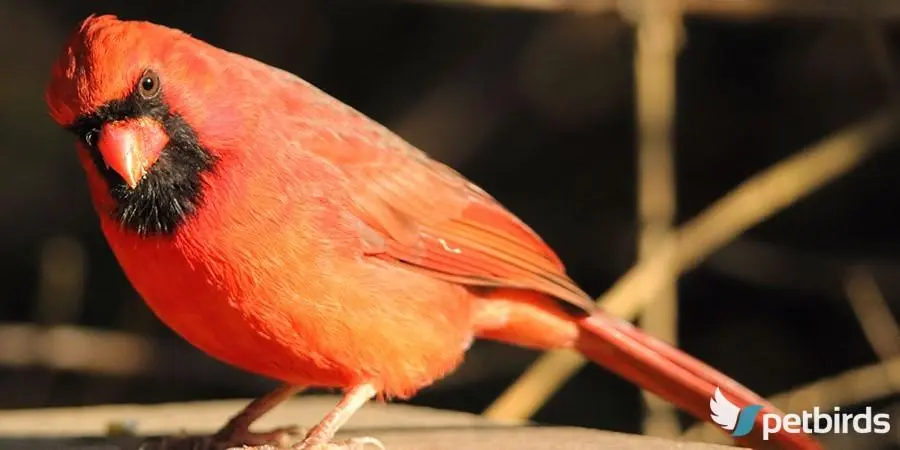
[288,86,594,312]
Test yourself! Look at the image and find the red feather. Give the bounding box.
[45,15,822,450]
[283,90,594,310]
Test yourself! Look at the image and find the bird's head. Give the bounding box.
[45,15,226,236]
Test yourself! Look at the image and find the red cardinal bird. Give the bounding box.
[46,15,821,450]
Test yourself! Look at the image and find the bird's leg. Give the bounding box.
[293,383,384,450]
[144,384,305,450]
[212,384,306,446]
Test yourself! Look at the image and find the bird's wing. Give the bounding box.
[295,97,594,312]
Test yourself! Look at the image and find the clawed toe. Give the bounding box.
[292,436,385,450]
[342,437,385,450]
[234,425,305,447]
[138,434,212,450]
[140,425,304,450]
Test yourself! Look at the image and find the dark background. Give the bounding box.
[1,1,899,449]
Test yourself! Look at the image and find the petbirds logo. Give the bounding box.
[710,387,762,437]
[709,387,892,440]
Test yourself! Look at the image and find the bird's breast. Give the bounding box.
[93,161,477,394]
[95,176,365,382]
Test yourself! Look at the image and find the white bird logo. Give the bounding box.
[709,387,741,431]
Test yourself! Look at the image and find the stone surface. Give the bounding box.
[0,395,743,449]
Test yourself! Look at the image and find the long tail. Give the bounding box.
[575,312,823,450]
[474,290,822,450]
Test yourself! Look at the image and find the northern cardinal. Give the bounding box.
[46,15,821,450]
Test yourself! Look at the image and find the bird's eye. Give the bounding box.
[138,69,161,99]
[83,129,99,149]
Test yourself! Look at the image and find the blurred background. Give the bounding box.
[1,0,899,449]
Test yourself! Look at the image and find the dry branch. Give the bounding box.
[403,0,900,20]
[483,111,899,421]
[629,0,682,438]
[0,323,154,376]
[403,0,612,13]
[682,356,900,444]
[0,323,275,392]
[844,268,900,361]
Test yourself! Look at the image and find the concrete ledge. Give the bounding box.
[0,396,744,449]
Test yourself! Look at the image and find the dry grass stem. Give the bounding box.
[483,111,898,420]
[628,0,682,438]
[844,267,900,361]
[0,323,154,376]
[404,0,900,19]
[682,356,900,444]
[402,0,612,13]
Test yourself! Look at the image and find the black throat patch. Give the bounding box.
[68,89,217,237]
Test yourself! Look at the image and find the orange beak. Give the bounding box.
[96,117,169,189]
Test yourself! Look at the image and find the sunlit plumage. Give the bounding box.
[45,15,821,450]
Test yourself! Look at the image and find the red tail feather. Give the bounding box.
[576,313,823,450]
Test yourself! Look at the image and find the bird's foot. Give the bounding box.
[292,436,385,450]
[141,425,304,450]
[224,425,304,448]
